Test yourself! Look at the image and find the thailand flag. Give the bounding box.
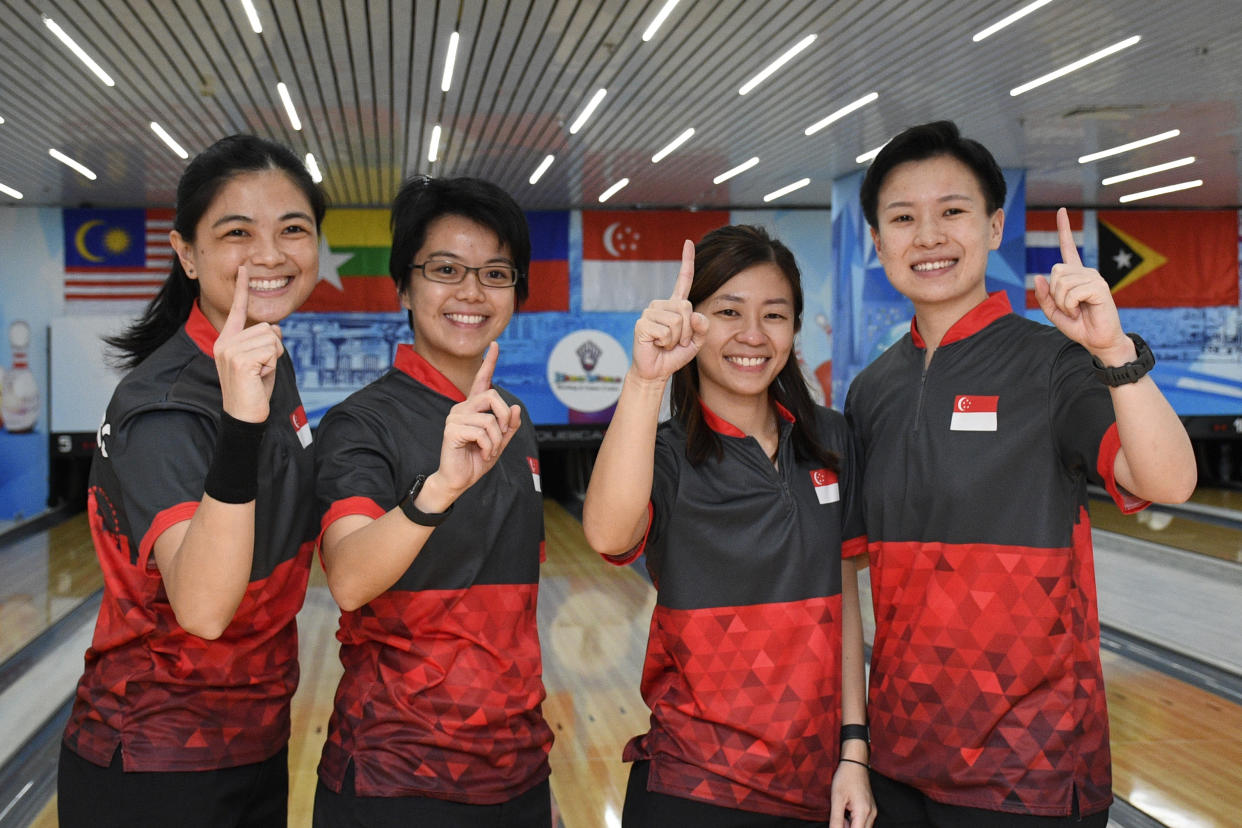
[951,395,998,432]
[810,469,839,504]
[1025,209,1083,308]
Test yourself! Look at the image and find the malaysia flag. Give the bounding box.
[950,395,998,432]
[581,210,728,311]
[63,208,175,312]
[810,469,840,504]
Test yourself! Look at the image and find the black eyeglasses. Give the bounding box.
[410,258,520,289]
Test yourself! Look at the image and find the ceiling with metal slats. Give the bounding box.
[0,0,1239,210]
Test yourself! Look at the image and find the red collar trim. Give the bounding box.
[911,291,1012,349]
[393,344,467,402]
[185,302,219,356]
[699,399,795,438]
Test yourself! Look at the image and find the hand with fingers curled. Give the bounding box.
[630,239,710,383]
[432,341,523,503]
[1033,208,1135,365]
[213,265,285,424]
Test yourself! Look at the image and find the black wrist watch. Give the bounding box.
[1092,333,1155,387]
[398,474,453,526]
[840,723,870,747]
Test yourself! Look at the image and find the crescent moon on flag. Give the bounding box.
[957,397,970,411]
[74,219,105,262]
[603,222,622,257]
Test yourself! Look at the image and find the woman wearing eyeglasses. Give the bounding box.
[311,176,553,827]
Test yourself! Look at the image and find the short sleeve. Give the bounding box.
[314,407,402,534]
[108,407,216,565]
[839,425,868,559]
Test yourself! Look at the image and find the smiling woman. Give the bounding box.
[58,135,326,828]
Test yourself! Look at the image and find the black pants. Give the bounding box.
[312,761,551,827]
[57,743,288,828]
[871,770,1110,828]
[622,760,828,828]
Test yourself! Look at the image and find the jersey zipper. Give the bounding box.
[913,361,930,435]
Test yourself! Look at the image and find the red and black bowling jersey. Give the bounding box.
[63,303,316,772]
[314,345,552,804]
[604,402,866,821]
[844,292,1147,818]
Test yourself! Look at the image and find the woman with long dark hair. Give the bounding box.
[583,225,875,827]
[59,134,325,827]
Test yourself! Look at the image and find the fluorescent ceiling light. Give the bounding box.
[1010,35,1140,96]
[713,156,759,184]
[1078,129,1179,163]
[49,148,97,180]
[304,153,323,183]
[1101,156,1195,186]
[598,178,630,203]
[428,125,442,163]
[569,88,607,134]
[972,0,1056,42]
[739,34,817,96]
[1118,179,1203,203]
[276,82,302,130]
[0,115,5,124]
[149,122,189,159]
[0,183,22,200]
[642,0,681,41]
[43,17,115,87]
[856,143,887,164]
[652,128,695,163]
[529,155,555,185]
[441,32,460,92]
[804,92,878,136]
[240,0,262,33]
[763,178,811,202]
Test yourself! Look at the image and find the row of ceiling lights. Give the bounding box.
[0,0,1205,206]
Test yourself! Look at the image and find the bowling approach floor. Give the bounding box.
[2,493,1241,828]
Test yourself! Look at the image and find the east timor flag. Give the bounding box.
[1097,211,1237,307]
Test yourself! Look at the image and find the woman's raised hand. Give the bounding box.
[630,240,709,382]
[436,341,523,498]
[214,266,284,423]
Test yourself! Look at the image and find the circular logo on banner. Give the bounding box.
[546,329,627,412]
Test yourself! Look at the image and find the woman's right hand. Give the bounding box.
[214,265,284,423]
[630,239,709,382]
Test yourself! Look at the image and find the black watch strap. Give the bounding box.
[398,474,453,526]
[1092,333,1155,387]
[840,723,870,747]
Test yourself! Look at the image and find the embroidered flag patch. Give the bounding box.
[527,457,542,492]
[810,469,839,504]
[290,405,312,448]
[951,395,998,432]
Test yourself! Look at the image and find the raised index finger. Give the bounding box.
[221,265,250,337]
[669,239,695,301]
[1056,208,1082,268]
[469,341,499,397]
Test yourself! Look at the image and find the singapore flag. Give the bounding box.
[950,395,998,431]
[810,469,840,504]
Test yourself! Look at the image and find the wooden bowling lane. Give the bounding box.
[1104,649,1242,828]
[0,514,101,664]
[1091,492,1242,564]
[539,499,654,828]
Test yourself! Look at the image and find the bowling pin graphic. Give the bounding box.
[1,321,39,432]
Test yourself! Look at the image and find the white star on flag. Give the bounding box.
[317,235,354,291]
[1112,248,1133,271]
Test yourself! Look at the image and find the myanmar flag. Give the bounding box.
[301,209,400,312]
[1096,211,1237,308]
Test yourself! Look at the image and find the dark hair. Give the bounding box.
[670,224,839,472]
[859,120,1006,230]
[106,134,326,368]
[388,175,531,329]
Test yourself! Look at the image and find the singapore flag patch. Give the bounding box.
[810,469,839,504]
[950,395,998,432]
[290,405,313,448]
[527,457,542,492]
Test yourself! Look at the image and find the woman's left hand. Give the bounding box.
[1033,208,1134,363]
[830,760,876,828]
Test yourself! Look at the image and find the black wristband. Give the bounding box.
[203,412,267,504]
[1092,333,1155,386]
[398,474,454,527]
[840,723,870,747]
